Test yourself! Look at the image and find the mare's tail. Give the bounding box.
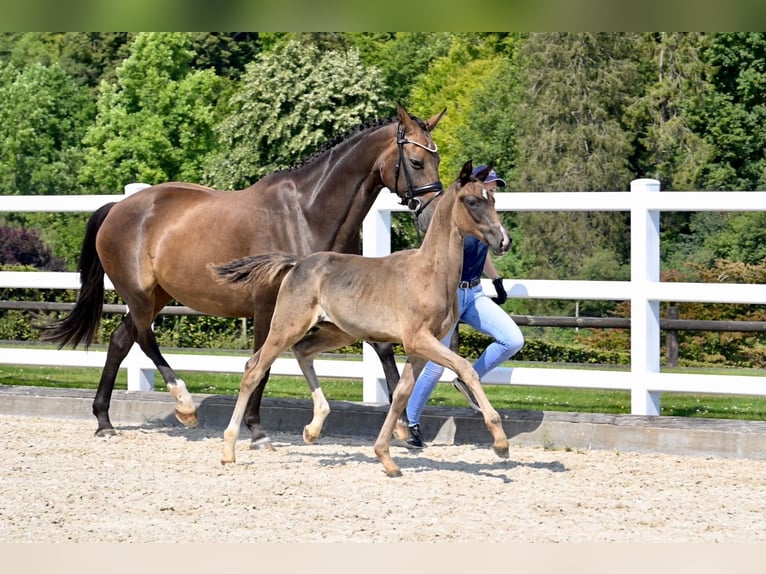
[211,253,298,290]
[39,202,116,349]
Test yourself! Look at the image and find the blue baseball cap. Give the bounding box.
[471,164,506,187]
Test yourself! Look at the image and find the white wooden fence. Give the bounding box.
[1,180,765,416]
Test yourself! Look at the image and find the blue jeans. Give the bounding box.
[406,284,524,426]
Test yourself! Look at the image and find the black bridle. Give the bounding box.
[393,122,443,219]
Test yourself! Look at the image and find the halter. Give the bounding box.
[394,122,443,218]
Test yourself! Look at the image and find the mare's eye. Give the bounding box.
[410,159,424,170]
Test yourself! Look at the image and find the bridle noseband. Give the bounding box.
[393,122,443,218]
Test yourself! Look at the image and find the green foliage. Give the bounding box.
[508,33,641,315]
[457,325,628,365]
[409,34,509,179]
[153,314,250,350]
[349,32,452,112]
[79,32,223,192]
[204,39,387,190]
[0,61,93,196]
[624,33,715,191]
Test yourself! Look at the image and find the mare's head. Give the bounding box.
[450,160,511,255]
[383,103,446,232]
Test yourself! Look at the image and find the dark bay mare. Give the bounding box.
[41,103,446,449]
[212,161,512,477]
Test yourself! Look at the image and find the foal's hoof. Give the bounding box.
[250,437,276,452]
[175,409,198,428]
[493,445,510,459]
[386,468,403,478]
[95,428,117,438]
[303,426,320,444]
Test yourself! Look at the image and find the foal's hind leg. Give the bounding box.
[242,302,277,451]
[222,331,304,464]
[293,324,358,443]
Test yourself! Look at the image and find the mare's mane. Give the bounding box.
[286,112,430,174]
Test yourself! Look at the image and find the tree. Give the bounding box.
[350,32,452,111]
[0,61,93,196]
[203,39,386,190]
[510,34,643,297]
[697,33,766,191]
[79,32,223,193]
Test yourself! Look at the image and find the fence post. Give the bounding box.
[665,304,679,368]
[630,178,661,415]
[360,196,394,403]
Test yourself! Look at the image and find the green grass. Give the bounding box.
[2,362,766,421]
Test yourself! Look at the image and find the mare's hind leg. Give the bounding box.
[293,324,358,443]
[92,317,136,437]
[368,341,411,440]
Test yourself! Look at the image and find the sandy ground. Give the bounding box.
[1,413,765,543]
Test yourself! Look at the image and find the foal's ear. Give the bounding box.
[459,160,474,186]
[473,164,492,183]
[425,107,447,131]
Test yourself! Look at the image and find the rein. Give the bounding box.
[394,122,443,219]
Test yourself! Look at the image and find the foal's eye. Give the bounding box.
[410,158,424,170]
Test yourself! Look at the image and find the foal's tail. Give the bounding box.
[39,202,116,349]
[211,253,298,290]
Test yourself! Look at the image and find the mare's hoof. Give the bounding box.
[95,428,117,438]
[386,469,403,478]
[250,437,276,452]
[493,445,510,459]
[175,409,198,428]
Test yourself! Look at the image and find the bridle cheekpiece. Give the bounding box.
[394,122,443,218]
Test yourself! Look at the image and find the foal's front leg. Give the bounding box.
[408,335,510,459]
[373,360,418,478]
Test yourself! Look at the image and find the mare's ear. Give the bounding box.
[396,102,414,131]
[459,160,474,186]
[425,107,447,131]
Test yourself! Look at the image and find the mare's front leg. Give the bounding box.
[367,342,401,402]
[293,325,358,443]
[407,334,509,459]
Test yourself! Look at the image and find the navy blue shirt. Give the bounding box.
[461,235,489,282]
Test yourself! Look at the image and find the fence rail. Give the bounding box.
[2,180,766,416]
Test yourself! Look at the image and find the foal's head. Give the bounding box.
[451,161,511,255]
